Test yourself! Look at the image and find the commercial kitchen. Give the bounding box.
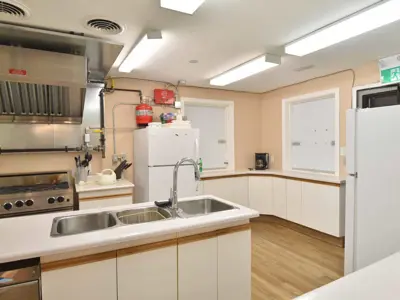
[1,0,400,299]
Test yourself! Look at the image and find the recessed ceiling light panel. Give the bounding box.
[285,0,400,56]
[160,0,205,14]
[119,31,163,73]
[210,54,281,86]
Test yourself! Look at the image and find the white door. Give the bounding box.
[148,128,199,166]
[118,245,177,300]
[272,178,287,219]
[42,259,117,300]
[178,237,218,300]
[352,105,400,271]
[218,230,251,300]
[149,166,198,202]
[248,177,273,214]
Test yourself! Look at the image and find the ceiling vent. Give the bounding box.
[293,65,315,72]
[0,1,28,18]
[86,18,123,35]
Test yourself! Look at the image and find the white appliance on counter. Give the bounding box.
[134,127,200,202]
[345,82,400,274]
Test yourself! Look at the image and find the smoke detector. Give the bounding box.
[85,18,123,35]
[0,1,29,18]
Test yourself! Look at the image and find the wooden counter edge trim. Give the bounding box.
[79,193,133,201]
[178,223,251,245]
[117,239,177,257]
[201,174,341,187]
[41,251,116,272]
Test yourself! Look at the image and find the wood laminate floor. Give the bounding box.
[251,218,344,300]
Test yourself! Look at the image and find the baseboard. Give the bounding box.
[252,215,345,248]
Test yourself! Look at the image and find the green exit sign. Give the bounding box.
[380,55,400,84]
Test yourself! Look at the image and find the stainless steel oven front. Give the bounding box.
[0,258,40,300]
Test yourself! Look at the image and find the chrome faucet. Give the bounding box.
[170,157,201,214]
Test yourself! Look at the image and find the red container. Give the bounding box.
[136,103,153,126]
[154,89,175,105]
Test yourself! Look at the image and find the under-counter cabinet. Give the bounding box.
[117,241,178,300]
[248,176,273,214]
[41,253,117,300]
[286,180,302,224]
[302,182,342,237]
[218,228,251,300]
[272,178,287,219]
[178,234,218,300]
[79,193,133,210]
[202,177,249,207]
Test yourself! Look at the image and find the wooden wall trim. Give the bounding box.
[117,239,177,257]
[41,251,116,272]
[201,173,341,187]
[79,193,133,202]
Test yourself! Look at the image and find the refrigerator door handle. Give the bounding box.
[349,172,358,178]
[195,138,199,162]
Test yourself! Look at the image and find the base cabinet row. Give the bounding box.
[41,229,251,300]
[203,176,344,237]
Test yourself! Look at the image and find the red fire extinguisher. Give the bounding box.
[136,99,153,127]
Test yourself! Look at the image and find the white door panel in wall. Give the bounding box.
[272,178,287,219]
[185,105,227,169]
[291,97,336,173]
[248,177,273,214]
[286,180,302,224]
[148,128,199,166]
[148,166,198,202]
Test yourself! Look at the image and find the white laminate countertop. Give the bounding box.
[296,252,400,300]
[201,169,345,184]
[0,195,258,264]
[75,177,134,193]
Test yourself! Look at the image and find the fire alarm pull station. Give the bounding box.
[154,89,175,105]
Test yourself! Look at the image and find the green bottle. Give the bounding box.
[198,158,203,173]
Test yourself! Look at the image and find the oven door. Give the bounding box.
[0,281,40,300]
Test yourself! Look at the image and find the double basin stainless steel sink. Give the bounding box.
[51,198,236,237]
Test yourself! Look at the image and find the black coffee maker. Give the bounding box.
[255,153,269,170]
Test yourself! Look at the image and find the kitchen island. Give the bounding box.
[296,252,400,300]
[0,195,258,300]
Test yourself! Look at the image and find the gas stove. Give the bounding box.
[0,171,75,218]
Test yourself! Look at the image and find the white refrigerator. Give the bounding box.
[133,127,200,203]
[345,103,400,274]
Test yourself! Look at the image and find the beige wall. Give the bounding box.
[261,61,380,176]
[0,79,262,180]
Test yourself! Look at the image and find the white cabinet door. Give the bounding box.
[272,178,287,219]
[118,245,177,300]
[286,180,302,224]
[248,176,273,214]
[178,237,218,300]
[302,182,340,236]
[202,177,249,207]
[79,195,132,210]
[218,229,251,300]
[42,257,117,300]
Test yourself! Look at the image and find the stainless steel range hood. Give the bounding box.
[0,22,123,124]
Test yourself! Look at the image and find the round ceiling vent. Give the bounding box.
[86,18,123,35]
[0,1,28,18]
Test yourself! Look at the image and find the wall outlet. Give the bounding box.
[112,153,127,164]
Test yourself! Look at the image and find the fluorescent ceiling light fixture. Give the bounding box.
[119,31,163,73]
[285,0,400,56]
[210,54,281,86]
[160,0,205,14]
